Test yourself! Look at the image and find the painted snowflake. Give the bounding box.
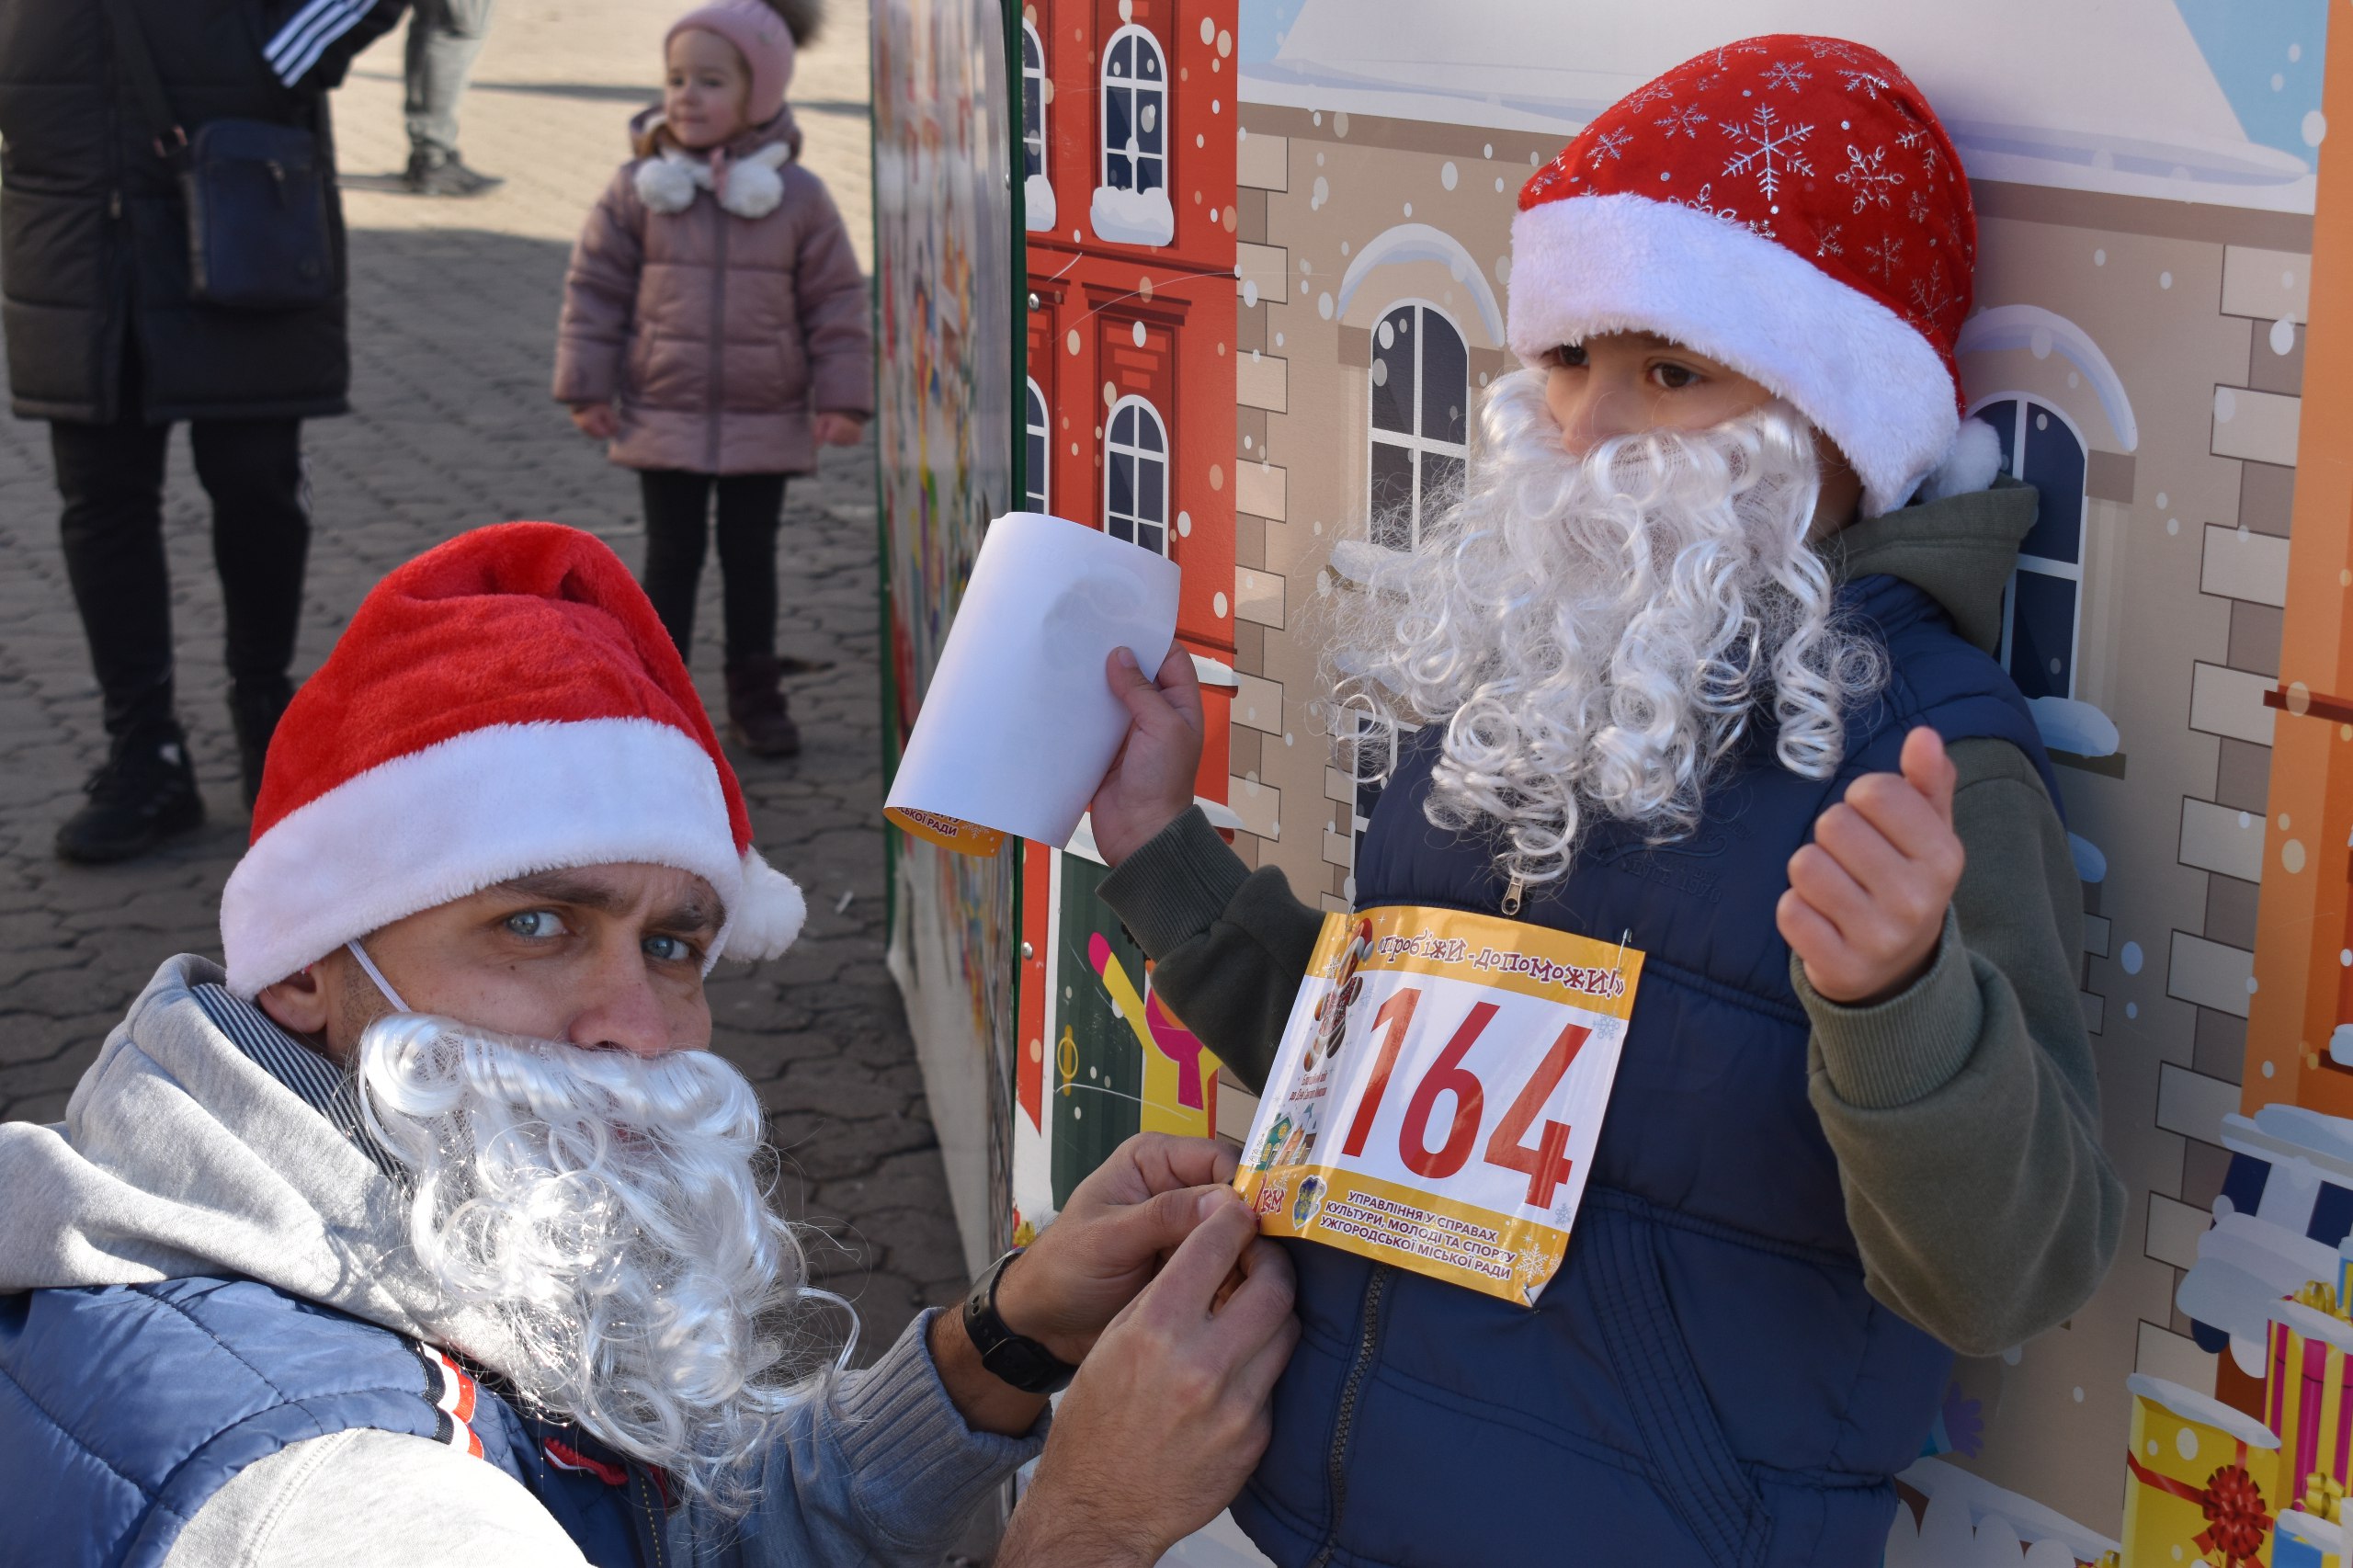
[1585,126,1633,166]
[1706,40,1770,72]
[1762,61,1813,93]
[1654,103,1709,141]
[1680,182,1776,240]
[1896,126,1944,177]
[1863,232,1903,280]
[1802,38,1872,67]
[1910,266,1961,329]
[1814,222,1845,259]
[1621,77,1680,114]
[1838,69,1892,101]
[1720,106,1814,200]
[1836,143,1904,213]
[1512,1236,1563,1300]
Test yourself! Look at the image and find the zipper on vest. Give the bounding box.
[1499,871,1526,917]
[1306,1263,1394,1568]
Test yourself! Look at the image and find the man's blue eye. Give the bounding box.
[506,911,564,939]
[645,935,690,962]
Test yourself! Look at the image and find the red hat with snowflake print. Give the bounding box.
[1509,35,2000,517]
[218,521,806,998]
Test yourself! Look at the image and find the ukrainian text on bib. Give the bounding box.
[1233,904,1643,1305]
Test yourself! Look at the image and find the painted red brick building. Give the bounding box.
[1013,0,1243,1218]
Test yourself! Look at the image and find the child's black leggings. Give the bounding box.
[637,469,788,660]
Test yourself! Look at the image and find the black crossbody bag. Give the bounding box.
[98,0,335,311]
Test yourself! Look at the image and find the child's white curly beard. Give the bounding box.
[1331,367,1887,890]
[356,1014,843,1517]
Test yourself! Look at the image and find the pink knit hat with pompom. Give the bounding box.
[667,0,796,125]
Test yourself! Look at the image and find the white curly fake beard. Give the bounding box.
[356,1015,842,1516]
[1331,368,1886,890]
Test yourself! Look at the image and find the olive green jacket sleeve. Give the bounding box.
[1095,738,2126,1355]
[1797,738,2126,1355]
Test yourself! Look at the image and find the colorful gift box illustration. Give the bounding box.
[2122,1373,2280,1568]
[2269,1287,2353,1499]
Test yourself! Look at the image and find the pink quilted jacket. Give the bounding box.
[551,109,872,476]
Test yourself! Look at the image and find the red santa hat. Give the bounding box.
[219,522,805,998]
[1508,35,2000,517]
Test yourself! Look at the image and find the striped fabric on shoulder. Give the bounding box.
[189,983,404,1181]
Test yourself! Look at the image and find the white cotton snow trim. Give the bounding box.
[1913,416,2005,505]
[633,143,792,219]
[219,718,804,996]
[1507,193,1960,518]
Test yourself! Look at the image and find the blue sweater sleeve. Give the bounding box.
[674,1309,1047,1566]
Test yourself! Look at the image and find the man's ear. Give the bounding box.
[256,965,333,1040]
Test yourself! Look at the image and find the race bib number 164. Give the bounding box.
[1233,904,1643,1306]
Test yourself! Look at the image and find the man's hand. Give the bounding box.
[997,1195,1299,1568]
[996,1132,1240,1364]
[569,402,620,440]
[1089,646,1205,867]
[1777,725,1965,1006]
[814,412,866,447]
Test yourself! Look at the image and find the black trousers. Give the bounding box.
[49,377,310,741]
[637,469,788,660]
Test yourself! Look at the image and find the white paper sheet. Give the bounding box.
[885,511,1181,855]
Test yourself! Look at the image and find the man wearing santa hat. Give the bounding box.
[0,522,1296,1566]
[1088,36,2124,1566]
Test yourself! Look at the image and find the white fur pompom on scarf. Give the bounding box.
[633,142,792,219]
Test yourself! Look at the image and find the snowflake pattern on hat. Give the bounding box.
[1519,34,1973,352]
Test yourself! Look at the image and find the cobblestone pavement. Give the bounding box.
[0,1,973,1364]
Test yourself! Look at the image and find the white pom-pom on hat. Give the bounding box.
[1914,416,2006,505]
[723,847,807,960]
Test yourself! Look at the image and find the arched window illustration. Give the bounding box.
[1970,395,2087,700]
[1020,22,1053,232]
[1368,302,1469,551]
[1090,26,1172,245]
[1024,378,1050,514]
[1104,396,1168,556]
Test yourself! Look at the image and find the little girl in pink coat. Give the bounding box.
[553,0,868,757]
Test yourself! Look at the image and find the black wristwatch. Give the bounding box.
[961,1247,1077,1394]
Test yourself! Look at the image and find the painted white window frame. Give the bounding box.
[1103,393,1170,557]
[1366,300,1470,551]
[1020,22,1047,178]
[1024,378,1051,514]
[1969,392,2087,702]
[1099,24,1168,196]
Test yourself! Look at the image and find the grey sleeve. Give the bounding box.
[1799,738,2127,1356]
[165,1428,589,1568]
[1096,807,1327,1095]
[693,1308,1045,1568]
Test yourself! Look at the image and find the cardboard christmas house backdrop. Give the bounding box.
[875,0,2353,1558]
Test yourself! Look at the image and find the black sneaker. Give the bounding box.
[55,727,205,864]
[403,149,505,197]
[228,676,295,809]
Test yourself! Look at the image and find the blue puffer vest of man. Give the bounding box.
[1230,571,2062,1568]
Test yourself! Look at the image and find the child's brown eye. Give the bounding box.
[1552,344,1587,369]
[1654,363,1699,390]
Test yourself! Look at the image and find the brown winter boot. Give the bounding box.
[724,654,801,758]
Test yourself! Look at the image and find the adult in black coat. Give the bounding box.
[0,0,403,861]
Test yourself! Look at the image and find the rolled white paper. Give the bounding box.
[886,511,1181,856]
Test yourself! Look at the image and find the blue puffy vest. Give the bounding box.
[1231,573,2061,1568]
[0,1277,667,1568]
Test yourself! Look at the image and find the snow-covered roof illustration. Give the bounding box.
[1890,1458,2120,1565]
[1241,0,2319,212]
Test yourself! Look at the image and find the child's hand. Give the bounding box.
[1089,645,1204,868]
[570,403,620,440]
[1776,726,1965,1006]
[814,413,866,447]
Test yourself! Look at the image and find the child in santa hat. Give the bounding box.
[553,0,867,760]
[1086,35,2123,1567]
